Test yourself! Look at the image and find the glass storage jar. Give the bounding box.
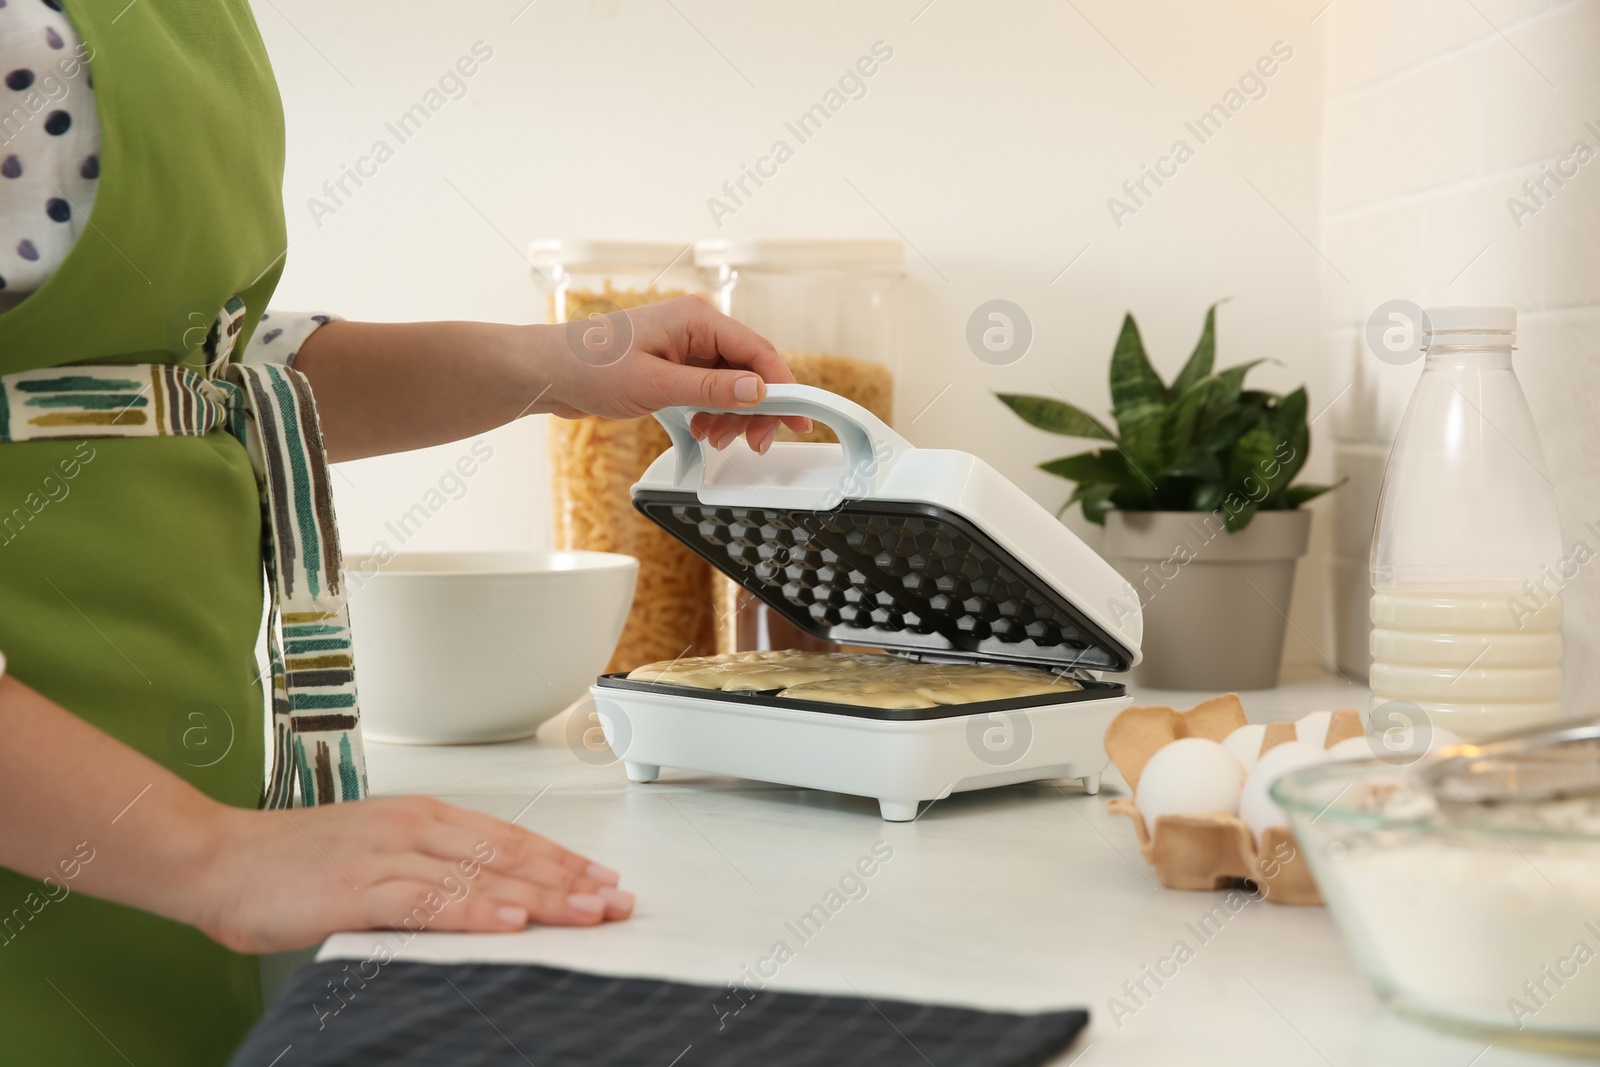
[694,238,904,654]
[530,239,715,673]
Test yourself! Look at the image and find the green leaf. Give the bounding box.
[1214,359,1268,404]
[997,305,1326,529]
[1168,303,1218,400]
[1111,479,1159,511]
[1276,385,1309,431]
[1039,450,1125,483]
[1224,500,1259,533]
[1161,376,1217,458]
[1115,402,1169,480]
[1225,422,1286,505]
[1265,387,1310,503]
[1164,446,1223,481]
[1283,479,1346,507]
[1197,407,1261,454]
[995,393,1114,440]
[1057,482,1087,517]
[1193,482,1229,512]
[1194,365,1268,446]
[1079,484,1118,525]
[1108,314,1166,417]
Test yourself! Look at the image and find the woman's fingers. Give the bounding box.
[456,868,634,924]
[419,799,617,895]
[643,304,812,436]
[684,298,790,382]
[694,407,808,443]
[743,414,781,453]
[687,411,781,453]
[357,879,524,934]
[357,872,628,933]
[687,305,811,434]
[649,359,768,413]
[371,838,606,898]
[705,412,748,450]
[411,796,579,867]
[200,797,633,953]
[356,881,535,934]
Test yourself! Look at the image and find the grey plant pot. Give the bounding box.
[1104,509,1312,691]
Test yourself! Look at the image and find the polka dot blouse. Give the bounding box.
[0,0,334,365]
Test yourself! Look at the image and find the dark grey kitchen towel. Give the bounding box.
[229,960,1088,1067]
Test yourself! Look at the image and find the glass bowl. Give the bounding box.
[1273,757,1600,1055]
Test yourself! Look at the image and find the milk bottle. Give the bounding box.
[1369,306,1564,739]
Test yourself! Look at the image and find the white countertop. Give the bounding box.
[321,668,1587,1066]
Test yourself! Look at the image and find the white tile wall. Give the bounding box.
[1325,0,1429,94]
[252,0,1596,694]
[1320,0,1600,718]
[1322,51,1484,212]
[1482,2,1600,172]
[259,0,1338,663]
[1546,163,1600,308]
[1421,170,1545,306]
[1323,203,1427,328]
[1427,0,1552,56]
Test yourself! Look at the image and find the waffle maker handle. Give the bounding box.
[653,384,914,502]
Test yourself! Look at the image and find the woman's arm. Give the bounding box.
[293,296,809,464]
[0,674,632,953]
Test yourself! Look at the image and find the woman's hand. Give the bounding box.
[295,296,809,462]
[0,679,629,955]
[193,796,633,954]
[543,294,811,454]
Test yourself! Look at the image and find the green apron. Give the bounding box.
[0,2,353,1061]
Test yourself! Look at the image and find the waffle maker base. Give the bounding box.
[588,672,1126,821]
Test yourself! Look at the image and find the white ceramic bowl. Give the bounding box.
[346,550,637,744]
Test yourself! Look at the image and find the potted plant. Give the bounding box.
[997,305,1340,690]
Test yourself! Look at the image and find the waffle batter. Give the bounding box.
[626,649,898,691]
[779,662,1080,709]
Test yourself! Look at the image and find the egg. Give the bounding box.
[1240,740,1330,845]
[1222,723,1268,773]
[1295,710,1333,749]
[1134,737,1247,829]
[1326,736,1374,761]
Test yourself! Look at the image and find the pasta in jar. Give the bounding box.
[548,282,717,672]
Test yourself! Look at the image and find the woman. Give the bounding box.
[0,1,802,1062]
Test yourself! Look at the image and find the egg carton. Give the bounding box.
[1103,695,1364,906]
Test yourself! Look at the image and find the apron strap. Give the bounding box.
[222,360,367,806]
[0,298,368,808]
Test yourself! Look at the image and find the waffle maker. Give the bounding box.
[588,385,1142,820]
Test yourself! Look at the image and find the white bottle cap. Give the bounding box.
[1424,305,1517,347]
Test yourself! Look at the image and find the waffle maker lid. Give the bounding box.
[632,386,1143,673]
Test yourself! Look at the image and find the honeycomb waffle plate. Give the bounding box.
[632,495,1125,671]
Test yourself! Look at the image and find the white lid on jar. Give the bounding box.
[695,238,903,269]
[529,239,694,270]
